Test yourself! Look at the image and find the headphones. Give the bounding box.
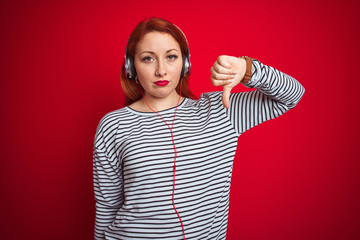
[124,23,189,240]
[124,27,191,81]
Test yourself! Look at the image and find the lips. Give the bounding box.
[154,80,170,86]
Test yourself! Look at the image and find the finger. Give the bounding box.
[226,56,241,65]
[211,71,235,80]
[211,65,236,77]
[211,78,232,87]
[213,63,237,75]
[217,56,232,69]
[222,86,232,109]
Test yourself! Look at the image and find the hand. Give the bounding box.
[210,55,246,109]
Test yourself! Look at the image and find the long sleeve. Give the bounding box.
[93,118,124,239]
[227,58,305,135]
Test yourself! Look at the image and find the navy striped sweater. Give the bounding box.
[93,59,305,239]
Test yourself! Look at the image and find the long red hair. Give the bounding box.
[120,17,197,105]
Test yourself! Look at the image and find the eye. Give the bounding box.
[167,54,178,61]
[142,56,153,62]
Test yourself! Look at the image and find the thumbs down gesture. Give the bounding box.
[210,55,247,109]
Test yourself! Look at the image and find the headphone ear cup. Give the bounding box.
[185,55,191,76]
[125,55,137,80]
[129,57,137,80]
[125,56,131,79]
[181,55,191,79]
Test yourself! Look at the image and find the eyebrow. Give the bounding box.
[139,49,179,54]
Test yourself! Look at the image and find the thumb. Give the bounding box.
[222,86,232,109]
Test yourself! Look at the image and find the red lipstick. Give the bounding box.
[154,80,169,86]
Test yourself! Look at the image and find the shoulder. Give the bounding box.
[199,91,223,107]
[94,107,132,141]
[98,107,128,127]
[199,91,222,99]
[185,91,223,104]
[183,91,224,112]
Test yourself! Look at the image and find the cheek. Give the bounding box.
[136,65,152,80]
[171,62,183,77]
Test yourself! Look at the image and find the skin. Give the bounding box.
[130,32,184,112]
[210,55,248,109]
[130,31,249,111]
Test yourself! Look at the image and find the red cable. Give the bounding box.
[135,82,186,240]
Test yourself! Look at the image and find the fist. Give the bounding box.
[210,55,246,109]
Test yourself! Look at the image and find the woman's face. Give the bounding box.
[134,31,183,100]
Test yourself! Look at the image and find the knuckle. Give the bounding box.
[211,79,218,86]
[217,56,224,64]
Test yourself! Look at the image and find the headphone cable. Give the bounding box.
[135,81,186,240]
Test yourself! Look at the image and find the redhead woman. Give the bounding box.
[93,17,305,240]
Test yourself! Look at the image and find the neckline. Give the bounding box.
[125,97,188,116]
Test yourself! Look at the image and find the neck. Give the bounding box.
[140,93,183,112]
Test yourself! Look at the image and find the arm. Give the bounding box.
[227,58,305,134]
[93,122,124,239]
[210,55,305,135]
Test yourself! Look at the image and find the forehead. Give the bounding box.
[136,32,180,53]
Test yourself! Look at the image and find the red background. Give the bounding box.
[1,0,359,239]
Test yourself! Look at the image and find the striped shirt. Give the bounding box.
[93,59,305,239]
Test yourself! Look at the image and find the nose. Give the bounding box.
[155,59,167,77]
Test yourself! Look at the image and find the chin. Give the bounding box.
[150,90,178,99]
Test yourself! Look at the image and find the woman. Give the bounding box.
[93,18,305,240]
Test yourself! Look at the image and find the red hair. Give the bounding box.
[120,17,197,105]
